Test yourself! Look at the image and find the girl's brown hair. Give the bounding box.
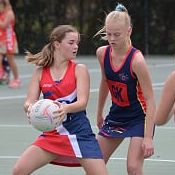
[26,25,79,67]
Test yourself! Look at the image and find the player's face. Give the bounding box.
[106,19,130,49]
[59,32,79,60]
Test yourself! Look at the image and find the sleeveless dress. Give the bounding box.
[0,9,18,54]
[99,46,146,138]
[33,60,103,167]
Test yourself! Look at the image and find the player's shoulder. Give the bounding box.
[131,48,148,73]
[75,63,88,74]
[75,63,89,79]
[133,48,144,59]
[132,48,145,65]
[32,66,43,78]
[96,45,108,55]
[166,71,175,83]
[96,45,109,61]
[163,71,175,95]
[170,70,175,77]
[68,60,88,76]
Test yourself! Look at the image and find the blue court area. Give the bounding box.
[0,55,175,174]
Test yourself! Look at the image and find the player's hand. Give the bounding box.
[26,104,33,124]
[53,102,67,125]
[97,115,104,129]
[142,137,154,158]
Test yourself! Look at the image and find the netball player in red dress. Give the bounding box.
[12,25,108,175]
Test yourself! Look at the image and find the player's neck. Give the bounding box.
[113,43,131,55]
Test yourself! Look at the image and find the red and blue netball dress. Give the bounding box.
[99,46,146,138]
[33,60,103,167]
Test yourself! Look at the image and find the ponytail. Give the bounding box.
[25,43,54,67]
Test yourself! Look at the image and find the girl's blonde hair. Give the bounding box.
[26,25,79,67]
[94,3,131,40]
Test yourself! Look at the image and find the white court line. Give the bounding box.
[0,156,19,159]
[0,95,26,100]
[0,124,174,131]
[110,157,175,163]
[0,156,174,163]
[17,61,175,78]
[148,63,175,68]
[0,125,174,163]
[0,88,99,100]
[0,83,164,101]
[0,124,31,127]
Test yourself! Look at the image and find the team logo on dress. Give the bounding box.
[107,80,130,106]
[119,73,129,82]
[42,84,53,88]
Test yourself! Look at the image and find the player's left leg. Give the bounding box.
[6,54,21,88]
[97,135,124,163]
[127,137,144,175]
[79,158,108,175]
[12,145,57,175]
[2,56,10,83]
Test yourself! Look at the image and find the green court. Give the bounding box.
[0,55,175,174]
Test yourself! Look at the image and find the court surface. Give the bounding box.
[0,55,175,175]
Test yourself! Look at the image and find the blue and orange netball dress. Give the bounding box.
[99,46,146,138]
[33,60,103,167]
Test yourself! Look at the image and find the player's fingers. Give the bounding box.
[26,104,33,124]
[26,112,31,124]
[53,113,63,123]
[144,148,154,158]
[53,101,62,108]
[97,122,102,129]
[54,115,65,126]
[57,116,64,125]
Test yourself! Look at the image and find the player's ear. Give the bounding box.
[128,26,132,36]
[53,41,60,48]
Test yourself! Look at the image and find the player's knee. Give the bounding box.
[127,163,142,175]
[12,164,26,175]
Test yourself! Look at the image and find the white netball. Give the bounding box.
[29,99,59,132]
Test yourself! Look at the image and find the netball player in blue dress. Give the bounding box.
[95,4,156,175]
[12,25,108,175]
